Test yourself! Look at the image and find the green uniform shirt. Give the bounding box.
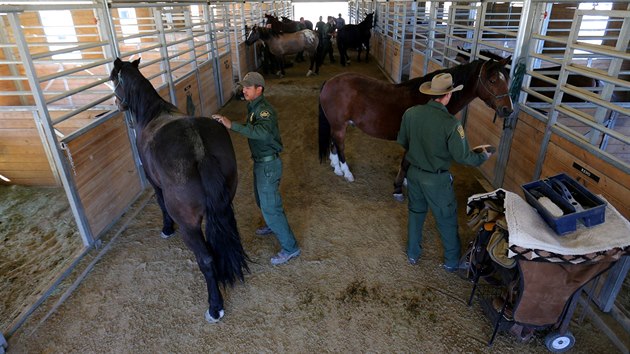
[230,95,283,160]
[397,100,487,171]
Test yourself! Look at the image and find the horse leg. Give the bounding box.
[306,53,314,77]
[393,153,410,202]
[332,130,354,182]
[365,43,370,63]
[152,185,176,238]
[357,46,362,63]
[329,143,342,176]
[276,57,285,78]
[180,224,225,323]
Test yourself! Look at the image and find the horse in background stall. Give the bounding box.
[264,14,300,33]
[336,12,374,66]
[318,56,513,198]
[246,24,321,77]
[281,16,313,30]
[110,58,249,323]
[456,48,608,103]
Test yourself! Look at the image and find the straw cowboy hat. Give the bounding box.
[419,73,464,95]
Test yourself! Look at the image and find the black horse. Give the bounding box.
[110,58,249,323]
[281,16,313,31]
[337,12,374,66]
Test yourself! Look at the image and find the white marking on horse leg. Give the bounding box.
[306,70,313,77]
[393,193,405,202]
[160,231,176,239]
[340,162,354,182]
[329,152,341,174]
[205,309,225,323]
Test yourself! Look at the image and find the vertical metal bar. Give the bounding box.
[100,0,146,189]
[588,10,630,146]
[493,0,535,189]
[8,12,94,247]
[154,8,177,104]
[533,8,584,180]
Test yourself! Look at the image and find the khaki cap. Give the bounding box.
[238,72,265,88]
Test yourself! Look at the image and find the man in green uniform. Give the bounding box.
[213,72,300,265]
[396,73,494,272]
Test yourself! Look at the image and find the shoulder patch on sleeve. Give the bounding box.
[457,125,466,140]
[260,110,271,119]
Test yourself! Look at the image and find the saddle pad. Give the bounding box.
[504,190,630,257]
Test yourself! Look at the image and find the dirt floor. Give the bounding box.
[4,54,626,353]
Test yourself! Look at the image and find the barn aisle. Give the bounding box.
[7,55,618,353]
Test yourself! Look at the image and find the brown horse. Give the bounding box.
[245,24,320,78]
[456,48,608,103]
[318,56,513,195]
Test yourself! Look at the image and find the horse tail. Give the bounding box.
[200,156,249,286]
[318,82,331,163]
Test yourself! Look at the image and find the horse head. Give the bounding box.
[110,57,141,112]
[476,56,514,118]
[455,46,471,64]
[245,25,260,45]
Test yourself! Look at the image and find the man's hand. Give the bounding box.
[473,144,496,158]
[212,114,232,129]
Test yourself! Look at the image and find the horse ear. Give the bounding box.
[499,55,512,67]
[114,58,123,68]
[132,58,141,68]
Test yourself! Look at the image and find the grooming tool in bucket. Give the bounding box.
[521,173,606,235]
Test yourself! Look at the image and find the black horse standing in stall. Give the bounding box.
[318,56,514,198]
[337,12,374,66]
[110,58,249,323]
[281,16,313,30]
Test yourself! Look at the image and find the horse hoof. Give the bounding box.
[160,232,175,239]
[333,169,343,176]
[205,309,225,323]
[344,174,355,182]
[393,193,405,203]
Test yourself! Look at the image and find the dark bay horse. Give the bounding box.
[265,14,300,33]
[318,56,513,194]
[110,58,249,323]
[456,49,606,102]
[337,12,374,66]
[282,16,313,30]
[246,24,320,77]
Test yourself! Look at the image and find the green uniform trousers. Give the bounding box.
[253,158,299,253]
[406,165,460,268]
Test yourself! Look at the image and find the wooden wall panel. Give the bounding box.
[198,61,220,116]
[66,114,141,237]
[465,100,504,182]
[384,38,395,79]
[502,112,544,195]
[174,74,201,116]
[542,135,630,219]
[219,53,234,106]
[427,60,442,75]
[0,111,56,186]
[410,52,425,79]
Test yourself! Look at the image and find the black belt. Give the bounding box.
[253,153,279,163]
[420,168,449,174]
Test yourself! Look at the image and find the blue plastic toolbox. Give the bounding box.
[521,173,607,235]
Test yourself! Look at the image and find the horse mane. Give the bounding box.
[115,63,179,123]
[395,59,484,102]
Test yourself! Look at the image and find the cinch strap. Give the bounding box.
[253,153,279,163]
